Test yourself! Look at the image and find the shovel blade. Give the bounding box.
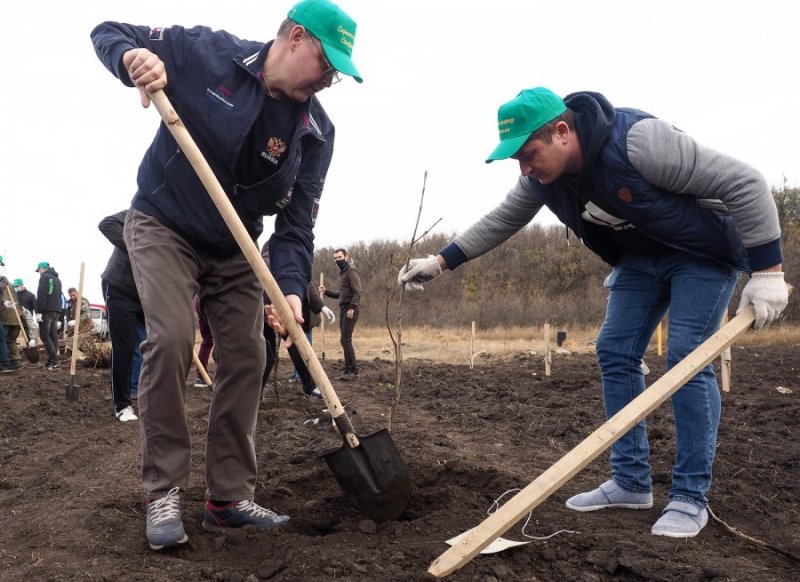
[324,428,411,522]
[66,376,79,401]
[23,347,39,364]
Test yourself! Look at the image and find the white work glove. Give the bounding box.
[67,319,76,329]
[736,272,788,330]
[2,300,12,309]
[398,254,442,291]
[28,339,36,348]
[321,306,335,323]
[36,313,42,323]
[57,321,63,330]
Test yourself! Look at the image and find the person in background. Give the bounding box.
[0,262,23,373]
[13,279,39,349]
[67,287,94,335]
[260,244,330,399]
[91,0,362,550]
[13,279,36,316]
[399,87,788,539]
[193,296,215,388]
[320,248,362,381]
[35,261,64,371]
[13,278,39,346]
[100,210,144,423]
[0,286,22,368]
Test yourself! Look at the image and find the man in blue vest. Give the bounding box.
[399,87,788,539]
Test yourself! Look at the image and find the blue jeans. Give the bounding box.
[130,321,146,397]
[596,249,738,508]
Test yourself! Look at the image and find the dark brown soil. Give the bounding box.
[1,345,798,581]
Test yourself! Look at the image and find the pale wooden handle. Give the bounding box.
[150,91,356,445]
[68,263,86,375]
[429,306,758,578]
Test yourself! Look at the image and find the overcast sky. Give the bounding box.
[2,0,798,302]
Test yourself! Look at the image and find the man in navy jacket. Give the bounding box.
[91,0,362,550]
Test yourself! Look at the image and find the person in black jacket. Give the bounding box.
[91,0,363,551]
[320,248,362,381]
[99,210,144,423]
[12,279,36,315]
[260,242,329,399]
[35,262,63,370]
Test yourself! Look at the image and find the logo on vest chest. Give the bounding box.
[618,187,633,203]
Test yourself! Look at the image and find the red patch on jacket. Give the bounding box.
[618,187,633,203]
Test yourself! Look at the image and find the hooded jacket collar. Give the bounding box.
[564,92,616,185]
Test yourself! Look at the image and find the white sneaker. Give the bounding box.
[116,406,138,422]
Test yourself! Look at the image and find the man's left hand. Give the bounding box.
[736,272,788,329]
[266,294,303,346]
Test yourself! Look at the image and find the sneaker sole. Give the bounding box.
[651,528,701,538]
[201,517,289,534]
[148,533,188,550]
[566,500,653,512]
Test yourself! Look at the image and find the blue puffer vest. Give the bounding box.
[532,95,751,272]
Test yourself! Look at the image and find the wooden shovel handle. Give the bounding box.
[429,301,770,578]
[68,263,86,376]
[149,91,358,447]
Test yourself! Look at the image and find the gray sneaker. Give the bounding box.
[651,500,708,538]
[146,487,188,550]
[202,499,289,533]
[566,479,653,512]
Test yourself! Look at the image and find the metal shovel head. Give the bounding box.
[324,428,412,522]
[66,376,79,401]
[23,347,39,364]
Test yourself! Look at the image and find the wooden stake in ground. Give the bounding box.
[544,323,552,377]
[66,262,86,401]
[719,311,732,392]
[469,321,476,369]
[428,305,758,579]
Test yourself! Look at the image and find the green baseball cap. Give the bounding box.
[486,87,566,163]
[13,278,23,288]
[36,261,49,271]
[288,0,362,83]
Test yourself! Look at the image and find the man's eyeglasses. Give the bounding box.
[308,34,341,85]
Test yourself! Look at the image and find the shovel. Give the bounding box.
[3,286,39,363]
[65,262,86,401]
[427,298,789,578]
[150,90,411,521]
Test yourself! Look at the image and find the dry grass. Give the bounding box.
[311,322,800,365]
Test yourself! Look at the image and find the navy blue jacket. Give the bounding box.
[91,23,335,298]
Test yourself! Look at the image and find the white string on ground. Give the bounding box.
[488,488,580,541]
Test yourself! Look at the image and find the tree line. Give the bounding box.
[312,186,800,330]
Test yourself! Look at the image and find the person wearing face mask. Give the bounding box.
[91,0,363,551]
[320,248,362,381]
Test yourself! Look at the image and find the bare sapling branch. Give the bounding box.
[384,171,441,430]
